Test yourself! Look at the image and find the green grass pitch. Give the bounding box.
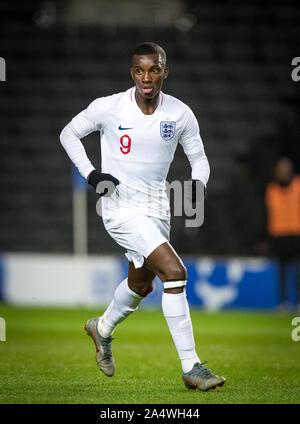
[0,304,299,404]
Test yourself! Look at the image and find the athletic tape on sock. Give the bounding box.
[164,279,187,289]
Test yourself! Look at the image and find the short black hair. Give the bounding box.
[132,42,167,65]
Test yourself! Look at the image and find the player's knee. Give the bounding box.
[164,263,187,281]
[163,264,187,293]
[140,284,154,297]
[131,281,154,298]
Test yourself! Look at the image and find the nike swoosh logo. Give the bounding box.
[118,125,133,130]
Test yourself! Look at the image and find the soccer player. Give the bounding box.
[60,42,225,391]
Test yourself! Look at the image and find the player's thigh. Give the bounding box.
[144,241,187,282]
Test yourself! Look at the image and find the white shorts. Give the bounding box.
[103,211,170,268]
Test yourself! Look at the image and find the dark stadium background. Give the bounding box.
[1,0,299,256]
[1,0,300,407]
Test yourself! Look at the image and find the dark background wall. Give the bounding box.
[0,0,299,255]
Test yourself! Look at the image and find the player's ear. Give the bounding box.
[130,67,134,81]
[163,67,169,79]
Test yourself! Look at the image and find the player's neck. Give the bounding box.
[134,91,160,115]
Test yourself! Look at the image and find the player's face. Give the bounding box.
[274,158,294,183]
[130,54,168,100]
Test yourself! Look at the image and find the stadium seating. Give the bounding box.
[0,0,299,255]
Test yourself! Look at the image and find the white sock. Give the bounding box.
[162,291,200,373]
[97,278,143,338]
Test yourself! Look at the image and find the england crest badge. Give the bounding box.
[160,121,176,141]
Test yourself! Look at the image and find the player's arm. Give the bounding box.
[60,100,119,194]
[179,109,210,201]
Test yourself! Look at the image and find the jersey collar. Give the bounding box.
[130,87,164,115]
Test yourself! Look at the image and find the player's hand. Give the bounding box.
[87,170,120,197]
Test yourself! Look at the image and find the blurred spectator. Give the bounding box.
[264,157,300,310]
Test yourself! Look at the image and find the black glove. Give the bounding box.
[88,170,119,197]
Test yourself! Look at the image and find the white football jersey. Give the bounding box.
[61,87,209,224]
